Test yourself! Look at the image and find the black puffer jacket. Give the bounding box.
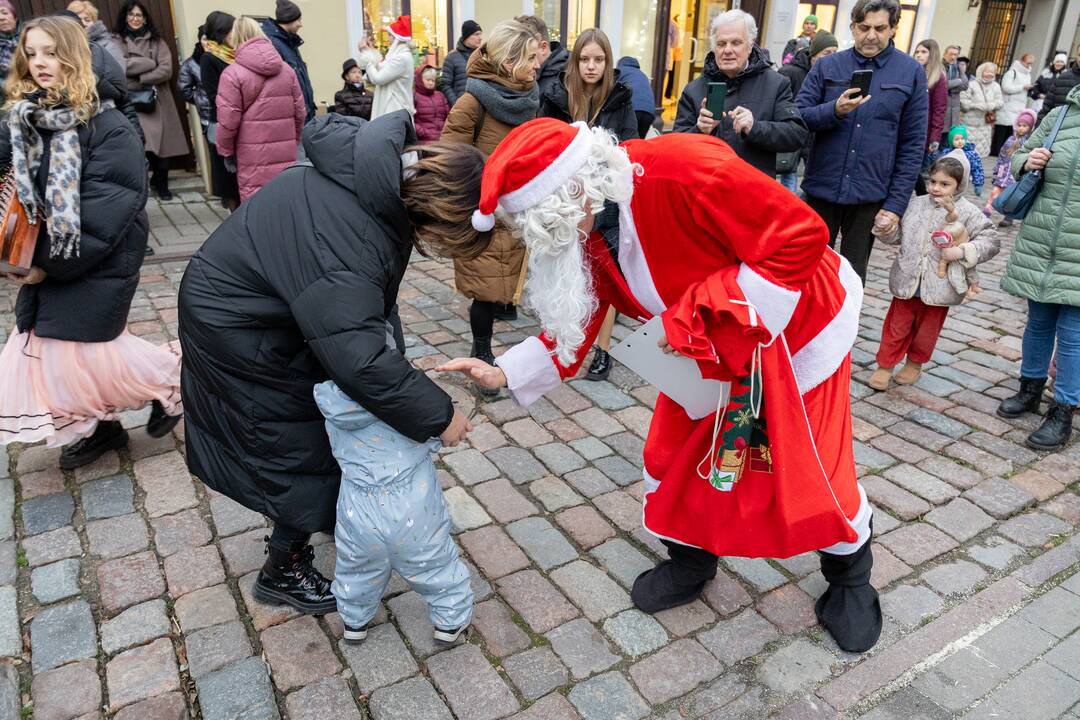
[439,38,473,106]
[674,46,808,177]
[537,41,569,100]
[539,73,640,140]
[0,50,149,342]
[1037,60,1080,123]
[333,82,372,119]
[178,112,454,533]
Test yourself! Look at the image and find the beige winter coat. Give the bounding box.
[959,73,1004,158]
[119,34,189,158]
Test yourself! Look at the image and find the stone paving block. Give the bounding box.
[883,464,959,505]
[1018,586,1080,638]
[701,570,753,616]
[973,615,1058,676]
[775,552,820,578]
[219,528,268,576]
[535,442,587,474]
[859,685,950,720]
[1046,632,1080,680]
[504,646,569,700]
[0,662,16,720]
[918,456,984,490]
[496,569,579,633]
[460,525,530,578]
[21,525,81,566]
[386,590,442,658]
[862,476,931,520]
[570,379,635,411]
[471,478,538,522]
[594,455,642,484]
[443,448,500,485]
[504,418,555,447]
[97,550,165,613]
[966,535,1026,571]
[755,584,818,634]
[31,558,80,604]
[503,517,575,571]
[853,441,898,471]
[998,511,1071,547]
[427,643,520,720]
[260,615,341,692]
[443,486,492,531]
[592,489,641,531]
[962,477,1037,520]
[758,639,835,694]
[21,491,74,535]
[368,676,453,720]
[555,505,616,549]
[185,620,253,679]
[962,660,1080,720]
[921,559,988,595]
[945,443,1012,479]
[629,638,723,704]
[589,538,653,589]
[529,476,584,511]
[106,637,181,710]
[882,584,943,627]
[604,609,670,658]
[134,452,197,517]
[81,474,135,519]
[572,407,625,436]
[654,599,716,637]
[174,584,239,632]
[19,468,65,500]
[924,498,995,542]
[0,542,14,586]
[485,447,548,484]
[567,671,649,720]
[340,622,418,693]
[31,658,101,720]
[235,570,301,630]
[877,523,959,566]
[697,607,779,665]
[1007,469,1065,502]
[723,556,787,592]
[547,617,621,679]
[564,467,617,497]
[197,656,281,720]
[87,512,150,559]
[209,495,265,537]
[149,509,212,557]
[164,544,225,597]
[101,599,170,655]
[550,560,633,621]
[284,676,363,720]
[472,598,531,657]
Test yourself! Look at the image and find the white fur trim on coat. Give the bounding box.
[736,264,802,340]
[494,336,562,406]
[819,484,873,555]
[791,254,863,394]
[499,123,593,213]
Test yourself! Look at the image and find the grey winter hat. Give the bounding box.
[275,0,301,24]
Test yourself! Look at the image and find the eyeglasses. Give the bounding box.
[127,11,145,18]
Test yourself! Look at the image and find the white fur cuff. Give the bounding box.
[494,337,562,406]
[736,264,801,339]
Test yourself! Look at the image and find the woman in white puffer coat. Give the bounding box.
[993,54,1033,155]
[960,61,1004,158]
[357,15,415,119]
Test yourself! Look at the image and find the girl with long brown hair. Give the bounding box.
[0,16,181,470]
[913,39,947,157]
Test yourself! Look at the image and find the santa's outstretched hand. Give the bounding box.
[437,359,507,390]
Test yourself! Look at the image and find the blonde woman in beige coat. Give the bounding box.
[959,61,1004,158]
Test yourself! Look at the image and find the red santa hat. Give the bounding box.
[472,118,595,232]
[387,15,411,41]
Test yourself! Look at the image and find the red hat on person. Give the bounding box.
[388,15,411,41]
[471,118,596,232]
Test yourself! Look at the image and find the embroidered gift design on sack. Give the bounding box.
[701,365,772,492]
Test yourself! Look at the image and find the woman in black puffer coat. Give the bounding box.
[0,16,181,470]
[178,111,484,614]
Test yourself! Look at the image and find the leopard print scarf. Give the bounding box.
[7,99,114,259]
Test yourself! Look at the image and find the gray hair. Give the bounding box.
[710,9,757,42]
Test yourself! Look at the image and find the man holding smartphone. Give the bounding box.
[795,0,928,283]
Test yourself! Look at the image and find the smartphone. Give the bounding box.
[707,82,728,118]
[850,70,873,99]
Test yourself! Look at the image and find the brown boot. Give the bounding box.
[868,367,893,391]
[895,361,922,385]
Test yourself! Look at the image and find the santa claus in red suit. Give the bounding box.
[438,118,882,652]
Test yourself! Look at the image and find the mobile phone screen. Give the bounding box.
[850,70,873,99]
[707,82,728,118]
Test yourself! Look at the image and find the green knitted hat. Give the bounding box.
[948,125,968,144]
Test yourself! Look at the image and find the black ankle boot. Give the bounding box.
[59,421,129,470]
[1025,400,1076,451]
[471,336,499,397]
[586,348,611,381]
[631,543,718,614]
[816,532,882,653]
[253,542,337,614]
[146,400,182,438]
[997,376,1046,418]
[494,303,518,322]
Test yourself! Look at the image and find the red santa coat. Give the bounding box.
[495,132,868,559]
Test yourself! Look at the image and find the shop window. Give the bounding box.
[796,2,837,34]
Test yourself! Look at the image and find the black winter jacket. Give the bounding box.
[1038,61,1080,124]
[333,82,372,120]
[178,112,454,533]
[439,39,473,106]
[777,49,811,97]
[674,46,808,177]
[1,49,149,342]
[262,19,316,122]
[199,52,228,124]
[537,42,569,101]
[539,73,640,140]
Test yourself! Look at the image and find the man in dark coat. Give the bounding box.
[776,30,837,191]
[1038,42,1080,123]
[440,19,481,107]
[262,0,315,121]
[673,9,808,178]
[178,112,468,613]
[617,56,658,138]
[516,15,568,100]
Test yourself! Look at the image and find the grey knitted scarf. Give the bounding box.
[465,77,539,126]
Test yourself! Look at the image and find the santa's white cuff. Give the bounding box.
[495,337,562,406]
[736,263,801,339]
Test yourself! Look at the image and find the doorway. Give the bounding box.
[969,0,1026,70]
[661,0,731,124]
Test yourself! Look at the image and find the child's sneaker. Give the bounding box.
[343,623,368,644]
[433,624,469,645]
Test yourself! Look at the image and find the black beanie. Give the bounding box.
[460,20,481,40]
[275,0,301,24]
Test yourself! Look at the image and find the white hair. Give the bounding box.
[502,127,638,366]
[711,9,758,42]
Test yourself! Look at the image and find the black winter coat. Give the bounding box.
[439,39,473,107]
[674,46,808,177]
[199,52,229,124]
[777,49,811,97]
[1,48,149,342]
[539,74,640,141]
[537,42,569,101]
[333,82,372,120]
[178,112,454,533]
[1038,61,1080,124]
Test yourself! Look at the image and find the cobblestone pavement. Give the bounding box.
[1,189,1079,720]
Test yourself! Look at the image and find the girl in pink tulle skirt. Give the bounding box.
[0,17,182,469]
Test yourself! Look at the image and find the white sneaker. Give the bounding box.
[343,623,368,644]
[433,624,468,645]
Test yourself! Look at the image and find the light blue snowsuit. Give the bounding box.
[314,381,473,630]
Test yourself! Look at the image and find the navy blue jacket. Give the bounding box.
[616,57,656,116]
[261,19,315,122]
[796,44,928,216]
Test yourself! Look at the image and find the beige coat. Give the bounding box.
[440,53,533,304]
[959,76,1004,158]
[119,34,189,158]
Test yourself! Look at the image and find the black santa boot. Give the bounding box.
[815,521,882,653]
[631,541,718,614]
[253,540,337,614]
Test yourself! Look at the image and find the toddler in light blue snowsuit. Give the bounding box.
[314,380,473,643]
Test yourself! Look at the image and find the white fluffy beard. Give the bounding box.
[522,227,598,367]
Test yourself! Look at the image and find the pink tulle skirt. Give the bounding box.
[0,329,182,447]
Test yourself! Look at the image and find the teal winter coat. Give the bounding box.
[1002,85,1080,305]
